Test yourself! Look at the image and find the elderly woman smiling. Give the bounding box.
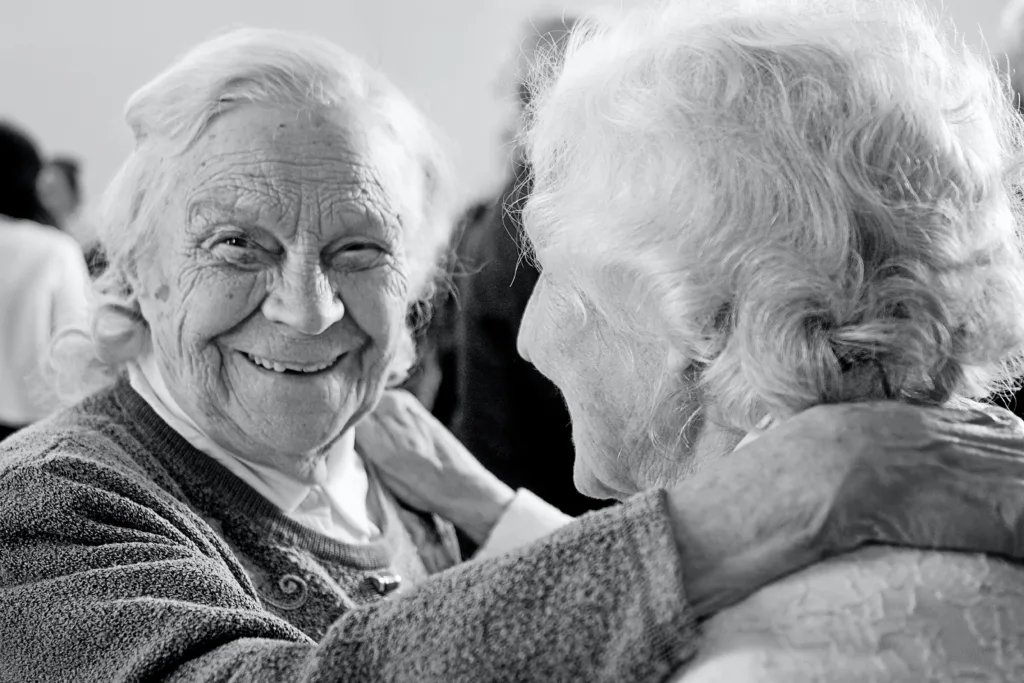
[5,21,1024,683]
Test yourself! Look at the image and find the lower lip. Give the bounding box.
[238,352,343,378]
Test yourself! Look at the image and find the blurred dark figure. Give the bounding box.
[37,155,82,231]
[0,122,90,442]
[449,17,610,518]
[400,200,488,424]
[0,122,57,227]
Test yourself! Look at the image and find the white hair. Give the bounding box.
[51,27,457,400]
[524,0,1024,432]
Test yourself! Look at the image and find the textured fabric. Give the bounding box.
[0,217,89,425]
[0,379,697,682]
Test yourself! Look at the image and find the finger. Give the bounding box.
[359,413,420,458]
[372,392,412,423]
[386,396,428,430]
[378,413,442,464]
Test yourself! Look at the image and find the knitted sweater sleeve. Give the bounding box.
[0,447,698,683]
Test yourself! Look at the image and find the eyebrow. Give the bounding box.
[186,196,265,228]
[185,188,404,243]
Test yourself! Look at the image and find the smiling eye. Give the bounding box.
[330,242,388,270]
[208,233,267,266]
[338,242,383,254]
[218,236,250,249]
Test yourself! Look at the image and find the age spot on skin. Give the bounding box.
[155,284,170,302]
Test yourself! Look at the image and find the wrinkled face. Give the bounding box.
[517,269,706,500]
[134,105,420,475]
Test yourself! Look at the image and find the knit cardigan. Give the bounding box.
[0,379,696,682]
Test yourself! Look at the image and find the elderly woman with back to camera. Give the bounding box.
[2,18,1024,683]
[360,0,1024,680]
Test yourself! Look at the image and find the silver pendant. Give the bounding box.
[368,573,402,595]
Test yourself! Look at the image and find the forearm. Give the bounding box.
[10,492,697,683]
[316,489,697,682]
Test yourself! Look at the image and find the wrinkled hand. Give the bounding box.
[668,401,1024,617]
[819,401,1024,557]
[356,390,516,544]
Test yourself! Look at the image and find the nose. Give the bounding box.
[262,260,346,336]
[517,289,540,363]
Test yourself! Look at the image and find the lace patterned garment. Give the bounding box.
[674,547,1024,682]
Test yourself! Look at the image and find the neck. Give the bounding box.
[678,406,747,481]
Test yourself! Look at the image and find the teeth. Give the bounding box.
[245,353,335,374]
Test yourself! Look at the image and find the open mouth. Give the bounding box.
[240,351,343,376]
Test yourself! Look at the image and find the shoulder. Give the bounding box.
[0,221,87,282]
[0,388,163,499]
[0,388,236,561]
[957,398,1024,435]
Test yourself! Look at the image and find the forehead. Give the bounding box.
[180,104,421,223]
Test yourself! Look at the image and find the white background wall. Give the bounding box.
[0,0,1014,209]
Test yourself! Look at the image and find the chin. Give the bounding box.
[240,408,351,455]
[573,462,632,501]
[571,428,638,501]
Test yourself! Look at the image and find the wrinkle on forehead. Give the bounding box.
[179,106,411,242]
[184,158,405,246]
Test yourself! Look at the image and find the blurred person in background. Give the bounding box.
[35,154,111,276]
[395,200,482,424]
[450,15,609,518]
[0,121,90,442]
[37,155,83,232]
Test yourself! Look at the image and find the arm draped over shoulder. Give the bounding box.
[0,432,696,683]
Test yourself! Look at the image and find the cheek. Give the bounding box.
[167,269,265,348]
[524,290,581,371]
[337,269,407,349]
